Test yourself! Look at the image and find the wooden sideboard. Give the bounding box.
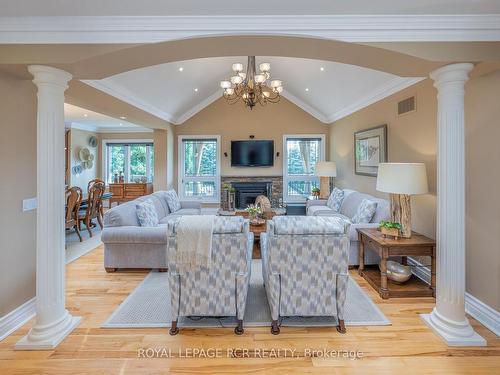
[108,183,153,206]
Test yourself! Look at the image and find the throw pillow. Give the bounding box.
[351,199,378,224]
[136,199,159,227]
[326,187,344,212]
[164,189,182,213]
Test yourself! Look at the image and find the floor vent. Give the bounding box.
[398,96,416,116]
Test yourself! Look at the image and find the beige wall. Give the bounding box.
[174,97,329,187]
[97,130,174,191]
[330,79,437,239]
[330,73,500,310]
[69,128,98,190]
[464,70,500,311]
[0,74,37,316]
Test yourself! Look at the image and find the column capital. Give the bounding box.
[429,63,474,87]
[28,65,72,90]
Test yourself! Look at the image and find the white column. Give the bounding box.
[421,63,485,346]
[16,66,81,350]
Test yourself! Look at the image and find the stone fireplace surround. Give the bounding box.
[221,176,283,209]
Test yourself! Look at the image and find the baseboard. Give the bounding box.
[0,297,36,342]
[408,257,500,336]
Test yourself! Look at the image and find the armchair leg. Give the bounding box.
[169,321,179,335]
[234,319,244,335]
[336,319,346,334]
[271,320,280,335]
[105,267,118,273]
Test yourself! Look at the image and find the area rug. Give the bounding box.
[103,260,390,328]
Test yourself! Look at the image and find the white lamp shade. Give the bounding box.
[376,163,428,195]
[315,161,337,177]
[220,80,231,89]
[232,63,243,72]
[254,74,266,83]
[259,62,271,72]
[231,75,243,84]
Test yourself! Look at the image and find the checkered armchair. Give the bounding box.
[261,216,350,335]
[167,216,253,335]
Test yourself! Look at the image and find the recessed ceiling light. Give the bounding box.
[178,67,184,72]
[83,113,88,117]
[320,67,325,71]
[120,116,126,120]
[119,123,123,126]
[194,88,198,92]
[305,88,310,92]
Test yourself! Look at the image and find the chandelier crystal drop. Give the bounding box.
[220,56,283,110]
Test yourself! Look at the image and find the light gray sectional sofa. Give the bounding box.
[306,189,390,265]
[101,191,201,272]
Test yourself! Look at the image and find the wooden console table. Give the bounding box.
[108,183,153,206]
[357,228,436,299]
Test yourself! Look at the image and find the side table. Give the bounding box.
[357,228,436,299]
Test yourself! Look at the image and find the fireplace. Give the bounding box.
[232,181,272,209]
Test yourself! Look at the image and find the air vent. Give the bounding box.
[398,96,416,116]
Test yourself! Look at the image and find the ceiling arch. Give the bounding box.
[71,35,441,79]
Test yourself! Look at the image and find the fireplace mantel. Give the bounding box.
[221,176,283,207]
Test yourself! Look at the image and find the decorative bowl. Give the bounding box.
[382,260,412,283]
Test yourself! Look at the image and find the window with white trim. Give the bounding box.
[283,135,325,202]
[178,136,220,202]
[104,141,154,183]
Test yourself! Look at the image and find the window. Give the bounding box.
[283,135,325,202]
[104,141,154,183]
[178,136,220,202]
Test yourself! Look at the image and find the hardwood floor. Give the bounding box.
[1,245,498,374]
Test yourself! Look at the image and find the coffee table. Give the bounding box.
[235,211,275,258]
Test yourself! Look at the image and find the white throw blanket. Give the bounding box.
[175,215,215,270]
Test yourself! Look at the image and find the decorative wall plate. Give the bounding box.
[78,147,90,161]
[88,136,98,148]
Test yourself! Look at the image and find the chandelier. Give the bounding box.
[220,56,283,110]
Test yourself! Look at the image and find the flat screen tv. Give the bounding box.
[231,140,274,167]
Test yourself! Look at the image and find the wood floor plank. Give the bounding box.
[0,245,498,374]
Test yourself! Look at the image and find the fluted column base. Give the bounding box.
[15,312,81,350]
[421,309,486,346]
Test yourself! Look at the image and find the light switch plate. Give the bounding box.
[23,197,37,212]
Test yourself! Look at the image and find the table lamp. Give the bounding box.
[376,163,428,238]
[315,161,337,199]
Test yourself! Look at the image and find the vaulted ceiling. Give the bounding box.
[84,56,423,125]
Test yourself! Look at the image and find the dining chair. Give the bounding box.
[65,186,83,242]
[79,179,105,237]
[87,178,106,217]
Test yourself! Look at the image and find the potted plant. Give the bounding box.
[379,220,402,239]
[311,187,321,198]
[245,204,263,225]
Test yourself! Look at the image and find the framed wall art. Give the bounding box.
[354,124,387,176]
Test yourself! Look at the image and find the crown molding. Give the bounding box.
[175,91,222,124]
[83,76,424,126]
[69,121,152,133]
[328,76,425,122]
[1,15,500,43]
[68,122,99,132]
[82,79,175,123]
[281,90,329,123]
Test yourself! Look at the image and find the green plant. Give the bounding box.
[379,220,402,230]
[311,187,320,193]
[245,204,262,217]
